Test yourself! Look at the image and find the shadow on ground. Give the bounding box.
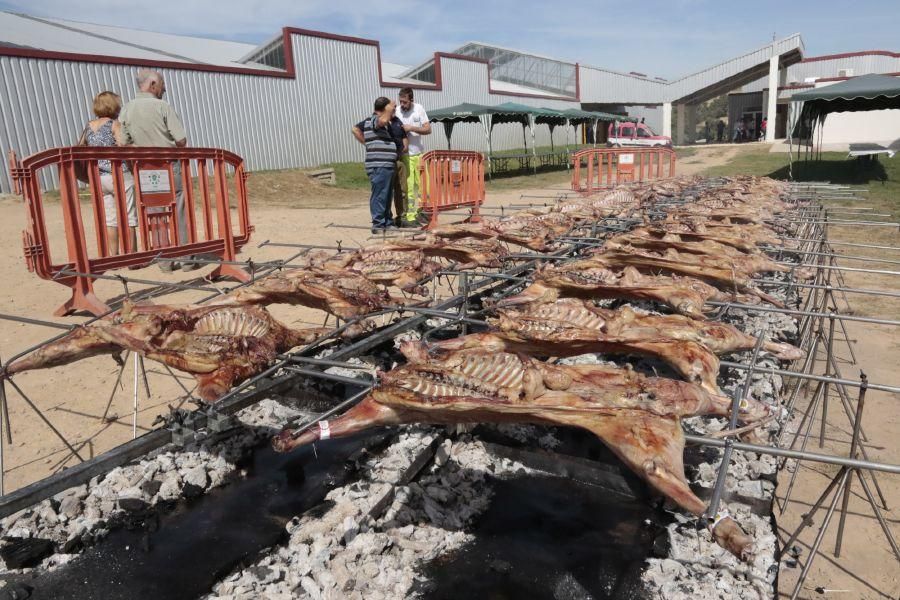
[770,157,888,185]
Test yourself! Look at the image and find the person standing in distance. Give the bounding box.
[395,88,431,227]
[119,69,196,272]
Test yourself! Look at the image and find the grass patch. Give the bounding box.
[702,147,899,219]
[326,162,370,190]
[325,157,576,193]
[675,147,699,159]
[486,169,572,192]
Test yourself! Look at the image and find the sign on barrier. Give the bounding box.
[9,146,254,316]
[571,147,676,194]
[418,150,484,230]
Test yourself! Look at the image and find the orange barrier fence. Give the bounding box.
[571,147,676,194]
[418,150,484,229]
[7,150,20,195]
[9,146,253,316]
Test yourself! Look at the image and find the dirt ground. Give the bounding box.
[774,218,900,600]
[676,144,743,175]
[0,150,897,598]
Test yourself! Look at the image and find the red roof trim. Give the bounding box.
[802,50,900,63]
[0,25,579,101]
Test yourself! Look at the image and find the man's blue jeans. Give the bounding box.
[367,166,394,229]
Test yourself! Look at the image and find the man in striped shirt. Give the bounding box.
[353,97,407,234]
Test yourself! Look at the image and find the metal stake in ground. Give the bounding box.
[705,327,767,525]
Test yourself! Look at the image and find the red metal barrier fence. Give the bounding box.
[7,150,20,195]
[9,146,253,316]
[418,150,484,229]
[571,147,676,194]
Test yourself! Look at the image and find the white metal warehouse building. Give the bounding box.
[0,11,811,192]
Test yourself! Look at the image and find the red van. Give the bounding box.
[607,121,672,148]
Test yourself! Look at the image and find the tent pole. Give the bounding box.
[480,115,493,181]
[530,117,537,175]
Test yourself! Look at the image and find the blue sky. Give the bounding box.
[2,0,898,78]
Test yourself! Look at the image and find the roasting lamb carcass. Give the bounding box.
[405,234,509,269]
[316,248,442,296]
[4,302,332,402]
[629,226,760,253]
[603,233,791,276]
[421,329,722,393]
[497,262,724,319]
[430,215,567,251]
[586,249,786,307]
[210,267,396,319]
[423,300,802,391]
[656,218,787,248]
[273,349,771,560]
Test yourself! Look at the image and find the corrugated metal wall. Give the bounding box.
[0,33,592,193]
[0,31,805,193]
[0,54,306,192]
[579,66,666,104]
[741,54,900,93]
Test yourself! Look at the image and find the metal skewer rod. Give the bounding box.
[752,279,900,299]
[769,249,900,267]
[683,434,900,475]
[285,387,373,440]
[719,360,900,394]
[283,366,374,387]
[771,220,899,226]
[0,313,78,331]
[54,269,222,293]
[258,241,359,252]
[438,270,530,283]
[705,329,767,522]
[705,301,900,327]
[778,238,900,252]
[775,262,900,277]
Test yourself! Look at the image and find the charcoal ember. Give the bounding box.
[553,572,593,600]
[0,537,55,569]
[141,479,162,498]
[0,582,33,600]
[117,496,150,513]
[61,533,84,554]
[181,482,205,499]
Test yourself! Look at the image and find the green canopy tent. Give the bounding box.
[491,102,572,170]
[787,74,900,176]
[558,108,622,151]
[429,102,556,175]
[426,103,493,152]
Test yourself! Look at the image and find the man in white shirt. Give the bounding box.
[394,88,431,227]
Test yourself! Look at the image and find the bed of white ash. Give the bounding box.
[205,430,532,600]
[0,399,305,577]
[641,303,798,600]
